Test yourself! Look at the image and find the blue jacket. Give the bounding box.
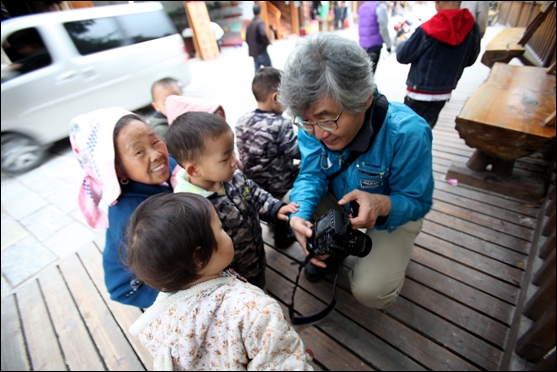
[396,8,480,93]
[290,100,433,232]
[104,156,177,308]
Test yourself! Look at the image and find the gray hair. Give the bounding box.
[278,34,376,117]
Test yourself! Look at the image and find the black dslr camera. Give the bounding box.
[306,208,372,260]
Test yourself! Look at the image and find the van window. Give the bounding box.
[64,17,124,55]
[1,28,52,82]
[117,10,176,44]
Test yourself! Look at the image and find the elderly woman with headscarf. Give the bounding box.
[70,108,178,308]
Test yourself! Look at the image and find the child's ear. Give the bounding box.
[272,92,278,101]
[151,101,159,112]
[185,163,199,178]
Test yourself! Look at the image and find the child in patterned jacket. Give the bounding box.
[127,192,313,371]
[236,67,300,249]
[165,99,299,291]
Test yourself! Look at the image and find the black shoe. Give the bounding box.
[304,258,338,282]
[271,220,296,249]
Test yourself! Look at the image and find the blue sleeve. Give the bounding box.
[395,27,429,64]
[104,197,158,308]
[380,111,434,230]
[289,130,329,221]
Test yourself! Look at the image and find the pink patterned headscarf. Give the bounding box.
[165,95,226,125]
[69,108,133,229]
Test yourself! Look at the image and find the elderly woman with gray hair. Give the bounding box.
[279,34,434,309]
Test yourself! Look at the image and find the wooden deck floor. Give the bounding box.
[2,100,550,371]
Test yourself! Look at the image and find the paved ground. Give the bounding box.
[1,2,502,300]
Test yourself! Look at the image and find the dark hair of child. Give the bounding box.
[166,111,232,165]
[252,67,282,102]
[150,77,180,99]
[121,192,217,292]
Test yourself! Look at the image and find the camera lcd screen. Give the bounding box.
[316,216,330,233]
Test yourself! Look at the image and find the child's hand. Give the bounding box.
[276,202,299,221]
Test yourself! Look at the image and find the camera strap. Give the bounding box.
[288,253,341,326]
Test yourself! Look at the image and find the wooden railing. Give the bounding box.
[508,161,556,370]
[496,1,556,67]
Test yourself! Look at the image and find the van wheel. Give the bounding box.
[1,133,47,174]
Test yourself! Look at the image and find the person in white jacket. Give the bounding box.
[126,192,313,371]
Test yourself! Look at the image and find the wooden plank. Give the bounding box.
[39,264,106,371]
[58,254,145,371]
[422,217,529,265]
[446,162,547,204]
[265,268,426,371]
[431,198,534,241]
[400,278,509,348]
[532,248,556,286]
[276,302,374,371]
[17,280,67,371]
[516,300,556,362]
[1,295,30,371]
[405,261,515,326]
[411,246,520,305]
[433,188,537,230]
[432,173,540,217]
[265,247,479,371]
[523,275,556,321]
[539,230,556,259]
[77,242,154,370]
[382,295,502,370]
[422,219,527,272]
[542,208,555,236]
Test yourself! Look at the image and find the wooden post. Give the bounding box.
[290,1,299,35]
[184,1,220,61]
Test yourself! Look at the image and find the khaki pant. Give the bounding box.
[290,191,423,309]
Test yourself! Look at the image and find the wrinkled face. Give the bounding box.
[115,120,170,185]
[302,96,369,151]
[200,207,234,275]
[152,84,182,117]
[196,130,238,183]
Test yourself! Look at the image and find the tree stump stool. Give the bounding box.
[447,63,556,202]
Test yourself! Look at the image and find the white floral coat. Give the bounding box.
[129,272,313,371]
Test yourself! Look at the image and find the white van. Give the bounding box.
[1,2,192,173]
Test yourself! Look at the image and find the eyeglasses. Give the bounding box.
[292,109,344,133]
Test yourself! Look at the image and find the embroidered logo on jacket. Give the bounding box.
[361,179,382,188]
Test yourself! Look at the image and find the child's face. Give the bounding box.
[152,84,182,117]
[199,207,234,276]
[196,130,238,183]
[115,120,170,185]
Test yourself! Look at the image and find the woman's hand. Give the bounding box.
[289,216,329,268]
[276,202,299,221]
[338,190,392,229]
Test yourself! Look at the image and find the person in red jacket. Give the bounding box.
[396,1,481,128]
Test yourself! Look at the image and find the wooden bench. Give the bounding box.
[481,1,555,68]
[447,62,556,202]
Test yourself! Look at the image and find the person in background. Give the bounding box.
[165,101,298,290]
[235,67,300,249]
[127,192,314,371]
[147,78,225,142]
[278,33,433,310]
[69,108,178,309]
[461,1,489,38]
[334,1,348,29]
[245,3,272,73]
[358,1,392,75]
[396,1,481,128]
